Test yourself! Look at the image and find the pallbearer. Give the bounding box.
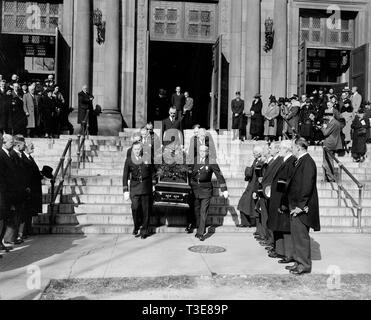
[123,142,157,239]
[189,146,228,241]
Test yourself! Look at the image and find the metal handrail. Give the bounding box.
[50,138,73,232]
[323,146,364,232]
[77,110,90,169]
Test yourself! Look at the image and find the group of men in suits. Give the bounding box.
[240,138,320,275]
[123,121,227,241]
[0,134,47,259]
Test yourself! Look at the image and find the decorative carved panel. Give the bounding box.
[150,0,217,43]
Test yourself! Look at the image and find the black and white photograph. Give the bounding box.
[0,0,371,308]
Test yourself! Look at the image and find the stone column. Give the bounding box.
[62,0,74,46]
[228,0,243,130]
[271,0,288,97]
[121,0,136,128]
[99,0,123,135]
[244,0,261,105]
[70,0,92,131]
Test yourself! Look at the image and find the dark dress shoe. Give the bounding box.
[195,234,203,239]
[278,258,295,264]
[15,238,24,245]
[237,224,249,228]
[285,264,298,271]
[141,234,149,240]
[265,246,273,251]
[0,244,11,252]
[290,269,311,276]
[253,232,259,236]
[268,252,284,259]
[135,233,141,238]
[199,236,206,242]
[132,229,139,236]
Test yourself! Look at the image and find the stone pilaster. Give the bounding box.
[121,0,136,128]
[135,0,149,128]
[271,0,288,98]
[70,0,92,130]
[229,0,242,130]
[99,0,122,136]
[244,0,261,105]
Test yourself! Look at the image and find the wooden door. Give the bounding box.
[350,43,369,100]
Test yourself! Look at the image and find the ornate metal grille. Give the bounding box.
[300,15,354,48]
[1,1,63,34]
[150,1,217,43]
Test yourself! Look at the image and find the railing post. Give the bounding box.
[50,178,55,234]
[68,139,72,178]
[358,185,363,232]
[337,166,342,207]
[77,134,81,169]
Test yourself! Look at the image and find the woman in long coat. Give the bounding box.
[351,110,370,162]
[250,94,264,140]
[262,96,280,141]
[237,147,264,227]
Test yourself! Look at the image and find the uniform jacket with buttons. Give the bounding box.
[189,157,227,199]
[123,155,157,196]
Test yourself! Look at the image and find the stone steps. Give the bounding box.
[27,136,371,234]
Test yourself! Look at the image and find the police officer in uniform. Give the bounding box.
[123,142,157,239]
[189,146,229,241]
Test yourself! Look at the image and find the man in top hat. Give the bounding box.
[189,145,228,241]
[123,141,157,239]
[285,138,320,275]
[231,92,245,141]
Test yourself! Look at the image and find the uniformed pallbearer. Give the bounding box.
[123,142,157,239]
[189,145,229,241]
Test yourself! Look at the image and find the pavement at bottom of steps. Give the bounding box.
[0,233,370,300]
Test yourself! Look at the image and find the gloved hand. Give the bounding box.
[223,191,229,199]
[124,192,130,202]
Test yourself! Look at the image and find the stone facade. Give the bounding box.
[60,0,371,134]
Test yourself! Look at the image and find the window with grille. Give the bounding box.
[299,14,354,48]
[1,1,63,34]
[150,1,217,43]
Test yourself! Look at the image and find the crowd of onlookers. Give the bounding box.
[231,86,370,164]
[0,74,74,139]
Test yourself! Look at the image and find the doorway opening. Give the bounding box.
[148,41,213,128]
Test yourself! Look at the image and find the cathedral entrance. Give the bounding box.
[148,41,213,128]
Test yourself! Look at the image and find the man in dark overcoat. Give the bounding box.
[237,145,264,227]
[286,138,320,275]
[189,145,228,241]
[231,92,245,141]
[78,85,94,135]
[2,135,29,245]
[257,142,283,252]
[22,141,43,238]
[267,140,296,263]
[123,142,157,239]
[171,86,186,121]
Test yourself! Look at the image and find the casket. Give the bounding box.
[153,179,192,208]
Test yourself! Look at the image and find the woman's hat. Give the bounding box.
[254,93,262,99]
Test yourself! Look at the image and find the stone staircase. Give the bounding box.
[31,132,371,234]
